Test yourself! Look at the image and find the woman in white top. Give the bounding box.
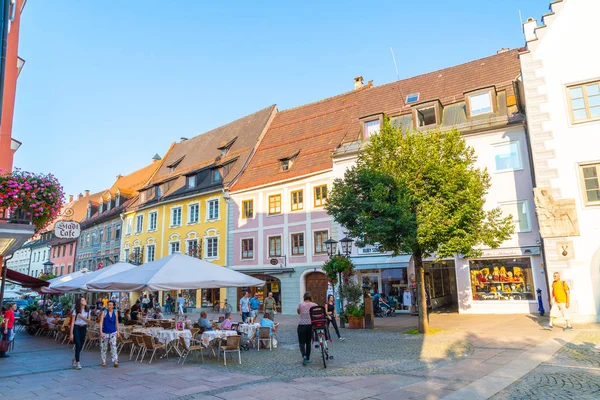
[69,297,92,370]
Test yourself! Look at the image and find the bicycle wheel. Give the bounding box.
[320,335,327,368]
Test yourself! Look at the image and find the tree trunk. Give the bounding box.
[414,252,429,334]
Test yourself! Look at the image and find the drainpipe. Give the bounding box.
[0,0,10,122]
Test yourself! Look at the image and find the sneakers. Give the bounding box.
[76,363,82,370]
[302,356,308,366]
[71,359,76,368]
[565,326,573,331]
[339,337,345,341]
[305,359,312,364]
[113,361,119,368]
[545,325,553,330]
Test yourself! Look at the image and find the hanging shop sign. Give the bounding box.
[54,221,81,239]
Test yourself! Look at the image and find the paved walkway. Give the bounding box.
[0,314,598,399]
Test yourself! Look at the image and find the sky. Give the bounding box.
[13,0,551,199]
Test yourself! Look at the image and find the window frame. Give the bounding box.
[313,185,328,208]
[412,100,442,130]
[188,175,196,189]
[148,211,158,231]
[207,199,219,220]
[206,237,219,259]
[567,80,600,124]
[169,241,180,255]
[466,88,496,117]
[171,206,182,227]
[242,199,254,219]
[290,189,304,211]
[313,230,329,255]
[188,203,200,223]
[268,235,282,257]
[135,215,144,233]
[360,113,383,140]
[146,244,156,263]
[241,238,254,260]
[126,217,133,235]
[291,232,305,256]
[498,199,532,233]
[268,194,282,215]
[579,162,600,206]
[212,168,222,183]
[493,140,523,173]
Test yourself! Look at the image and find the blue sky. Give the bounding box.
[13,0,551,198]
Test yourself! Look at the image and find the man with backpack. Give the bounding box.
[548,272,573,331]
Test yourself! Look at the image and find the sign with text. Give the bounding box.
[54,221,81,239]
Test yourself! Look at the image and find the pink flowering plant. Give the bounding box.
[322,255,355,286]
[0,169,64,232]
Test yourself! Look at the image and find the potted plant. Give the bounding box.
[340,282,364,329]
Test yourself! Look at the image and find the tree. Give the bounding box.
[326,118,514,333]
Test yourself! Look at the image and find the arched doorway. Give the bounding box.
[237,274,281,312]
[305,272,328,305]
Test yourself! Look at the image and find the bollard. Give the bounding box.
[536,288,545,316]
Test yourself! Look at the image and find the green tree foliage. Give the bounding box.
[327,118,514,333]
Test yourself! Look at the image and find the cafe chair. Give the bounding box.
[141,334,164,364]
[218,335,241,366]
[177,335,204,365]
[257,327,273,351]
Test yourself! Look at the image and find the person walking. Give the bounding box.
[548,272,573,331]
[70,297,91,370]
[165,294,173,314]
[325,295,345,341]
[177,293,185,315]
[249,293,261,320]
[99,300,120,367]
[263,292,277,321]
[297,292,317,366]
[239,291,251,323]
[0,302,16,358]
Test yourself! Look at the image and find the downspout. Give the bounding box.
[0,0,10,121]
[0,254,14,304]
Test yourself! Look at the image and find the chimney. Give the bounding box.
[84,190,90,197]
[497,48,509,54]
[69,195,74,203]
[354,76,364,90]
[523,17,538,42]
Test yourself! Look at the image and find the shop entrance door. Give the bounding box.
[305,272,328,305]
[424,261,458,312]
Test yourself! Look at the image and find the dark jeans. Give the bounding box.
[297,324,312,360]
[327,317,341,338]
[73,325,87,362]
[241,312,250,323]
[0,328,12,356]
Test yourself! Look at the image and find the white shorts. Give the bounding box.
[550,303,570,320]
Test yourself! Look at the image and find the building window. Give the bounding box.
[291,233,304,255]
[468,91,493,116]
[69,243,73,256]
[568,81,600,123]
[416,106,437,127]
[364,119,380,139]
[146,245,155,262]
[498,200,531,233]
[291,190,303,211]
[268,194,281,215]
[188,203,199,223]
[242,238,254,259]
[126,218,133,235]
[580,163,600,205]
[99,229,104,242]
[406,93,419,104]
[188,175,196,188]
[187,239,199,257]
[106,227,112,241]
[155,186,162,198]
[171,207,182,226]
[280,159,291,171]
[269,236,282,257]
[212,169,222,183]
[207,199,219,220]
[314,185,327,207]
[170,241,180,255]
[242,200,253,219]
[469,257,535,301]
[123,248,130,262]
[314,230,328,254]
[115,225,121,239]
[148,211,157,231]
[135,215,144,233]
[206,237,218,258]
[494,141,522,172]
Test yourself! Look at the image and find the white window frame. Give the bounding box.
[493,140,523,173]
[579,162,600,206]
[313,229,329,255]
[148,211,158,231]
[171,206,182,227]
[468,91,494,116]
[188,203,200,224]
[240,237,254,260]
[126,217,133,235]
[146,244,156,263]
[123,248,130,262]
[188,175,196,188]
[206,199,220,221]
[169,241,180,255]
[291,232,305,256]
[206,236,219,259]
[364,119,381,139]
[186,239,199,256]
[268,235,282,257]
[135,215,144,233]
[498,200,532,233]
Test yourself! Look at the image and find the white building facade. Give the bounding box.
[520,0,600,321]
[6,246,31,275]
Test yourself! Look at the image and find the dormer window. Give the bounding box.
[98,201,103,214]
[188,175,196,188]
[412,100,442,129]
[279,151,299,172]
[217,137,237,157]
[417,106,436,127]
[155,185,162,198]
[166,156,184,173]
[106,199,111,211]
[364,119,380,138]
[140,191,146,202]
[115,193,120,207]
[212,168,222,183]
[465,87,496,118]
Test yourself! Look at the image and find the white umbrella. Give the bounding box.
[88,253,265,292]
[52,262,136,292]
[41,269,90,294]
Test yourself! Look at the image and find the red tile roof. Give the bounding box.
[232,49,522,191]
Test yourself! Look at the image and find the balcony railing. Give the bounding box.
[0,208,34,225]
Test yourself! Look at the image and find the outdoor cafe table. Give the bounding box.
[238,323,260,338]
[201,329,238,348]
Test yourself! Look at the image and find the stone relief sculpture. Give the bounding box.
[534,187,580,238]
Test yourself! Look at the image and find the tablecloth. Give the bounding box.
[200,330,238,348]
[238,323,260,337]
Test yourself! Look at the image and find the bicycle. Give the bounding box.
[212,299,232,315]
[309,305,333,368]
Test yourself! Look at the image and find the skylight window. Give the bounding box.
[406,93,419,103]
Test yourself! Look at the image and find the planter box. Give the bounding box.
[347,315,364,329]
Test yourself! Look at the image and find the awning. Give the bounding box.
[4,269,49,288]
[351,254,412,271]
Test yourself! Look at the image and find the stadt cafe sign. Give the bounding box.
[53,208,81,239]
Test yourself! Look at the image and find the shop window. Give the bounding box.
[494,141,523,172]
[469,257,535,301]
[381,268,408,298]
[201,288,220,308]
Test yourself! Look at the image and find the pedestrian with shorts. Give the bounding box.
[325,295,345,341]
[239,291,251,323]
[548,272,573,330]
[0,302,16,358]
[70,297,91,370]
[297,292,318,366]
[99,300,120,367]
[263,292,277,321]
[249,293,261,320]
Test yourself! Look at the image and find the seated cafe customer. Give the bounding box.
[260,312,276,333]
[152,307,165,320]
[220,312,233,330]
[198,311,212,331]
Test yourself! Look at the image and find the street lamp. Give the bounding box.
[324,238,338,257]
[324,236,354,329]
[43,260,54,275]
[340,235,354,256]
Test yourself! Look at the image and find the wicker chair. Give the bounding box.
[177,335,204,364]
[218,335,241,366]
[129,333,145,361]
[160,321,171,329]
[140,334,164,364]
[83,330,100,351]
[257,327,273,351]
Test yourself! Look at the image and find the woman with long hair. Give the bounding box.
[326,294,345,341]
[69,297,91,370]
[297,292,317,365]
[99,300,120,367]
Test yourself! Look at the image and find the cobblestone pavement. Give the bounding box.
[491,331,600,400]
